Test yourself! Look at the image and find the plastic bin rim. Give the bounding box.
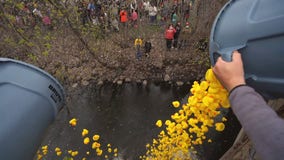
[0,57,66,106]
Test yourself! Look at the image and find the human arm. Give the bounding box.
[213,51,284,159]
[230,86,284,160]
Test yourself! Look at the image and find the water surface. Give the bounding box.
[40,82,241,160]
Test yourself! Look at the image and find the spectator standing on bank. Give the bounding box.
[78,1,88,25]
[131,9,138,27]
[160,3,168,25]
[173,22,181,49]
[87,0,95,22]
[148,3,157,24]
[144,40,152,57]
[138,0,144,19]
[110,3,118,19]
[130,0,137,13]
[111,17,119,32]
[134,37,143,60]
[143,0,150,20]
[119,7,128,28]
[165,24,176,51]
[32,7,43,25]
[171,11,178,25]
[42,14,52,30]
[179,22,190,49]
[183,3,190,22]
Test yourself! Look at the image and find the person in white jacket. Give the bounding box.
[148,3,157,24]
[143,0,150,18]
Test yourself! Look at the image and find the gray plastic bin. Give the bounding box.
[209,0,284,98]
[0,58,65,160]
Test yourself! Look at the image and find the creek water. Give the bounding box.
[40,82,241,160]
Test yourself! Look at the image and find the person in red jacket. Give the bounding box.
[165,24,176,51]
[120,8,128,28]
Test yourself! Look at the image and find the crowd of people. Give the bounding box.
[0,1,53,29]
[1,0,194,58]
[163,21,190,52]
[134,37,152,60]
[76,0,192,30]
[77,0,193,58]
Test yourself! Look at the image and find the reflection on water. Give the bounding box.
[40,82,241,160]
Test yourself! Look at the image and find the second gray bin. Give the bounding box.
[0,58,65,160]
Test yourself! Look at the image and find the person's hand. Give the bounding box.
[213,51,246,92]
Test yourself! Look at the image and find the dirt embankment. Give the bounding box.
[23,26,209,94]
